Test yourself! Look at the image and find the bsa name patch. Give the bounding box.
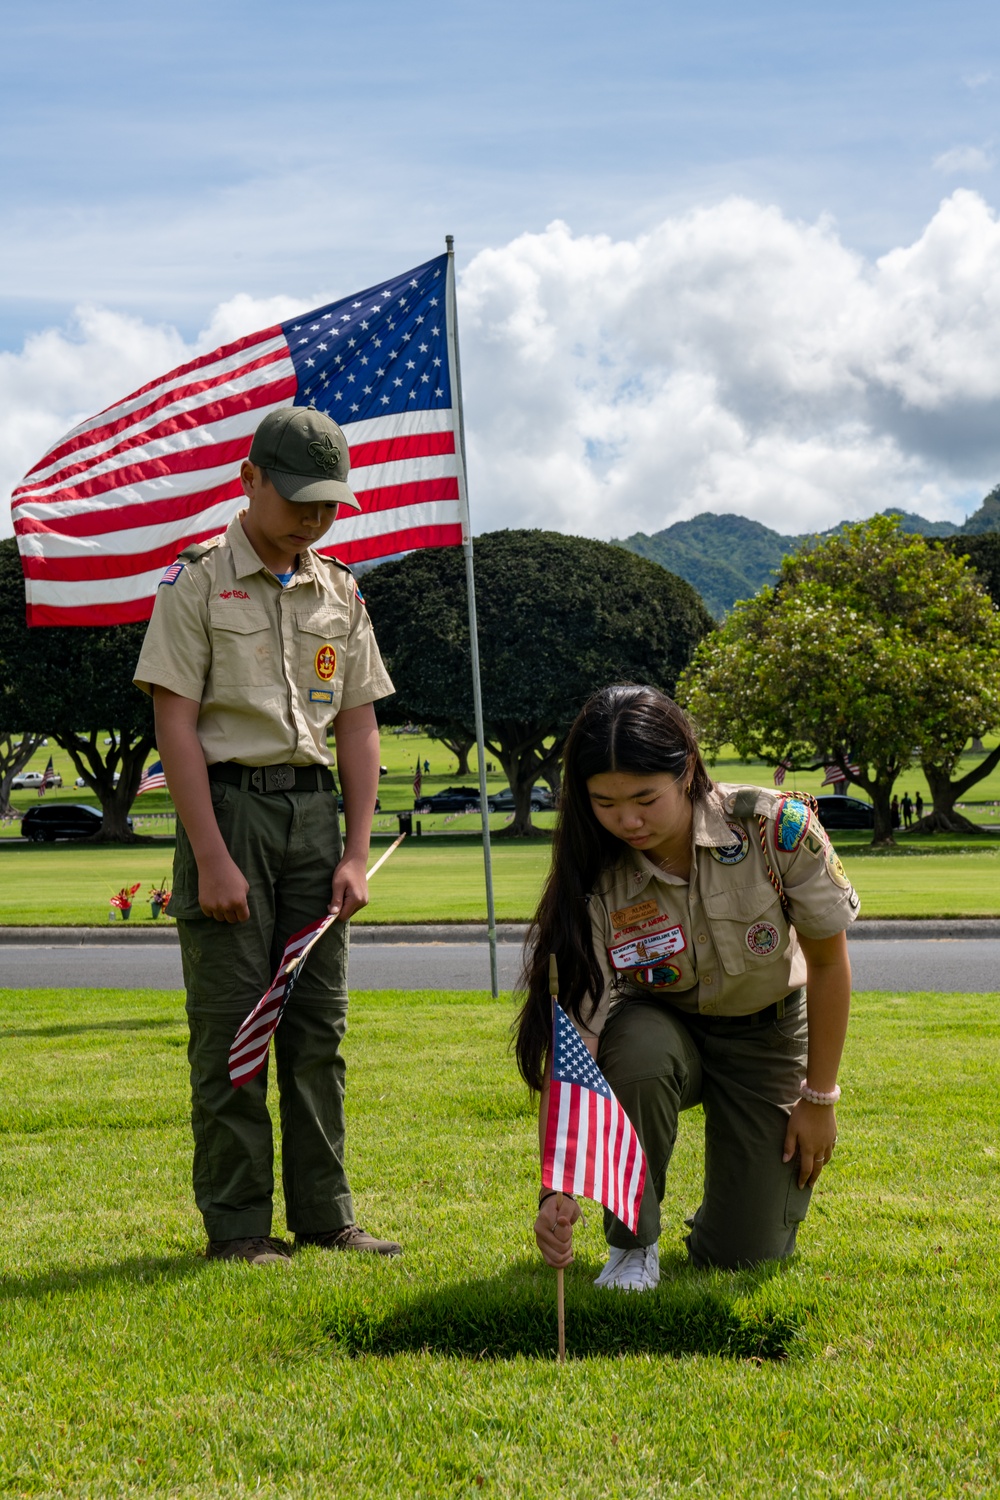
[745,920,780,956]
[709,822,749,865]
[608,925,686,972]
[610,899,658,929]
[776,797,810,852]
[314,644,337,681]
[309,689,334,704]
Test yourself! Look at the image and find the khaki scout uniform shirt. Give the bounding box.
[582,783,859,1034]
[133,514,394,765]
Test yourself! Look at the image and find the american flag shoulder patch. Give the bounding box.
[159,562,185,587]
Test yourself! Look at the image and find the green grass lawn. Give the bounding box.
[2,984,999,1497]
[1,833,998,925]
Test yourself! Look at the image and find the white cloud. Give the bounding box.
[932,144,995,175]
[5,193,1000,549]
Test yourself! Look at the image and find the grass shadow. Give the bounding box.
[0,1251,204,1304]
[0,1018,177,1040]
[323,1256,804,1362]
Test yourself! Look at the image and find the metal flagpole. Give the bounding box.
[445,234,499,998]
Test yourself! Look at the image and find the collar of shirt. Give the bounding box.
[623,787,744,892]
[226,512,322,589]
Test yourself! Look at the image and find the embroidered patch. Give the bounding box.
[354,585,365,604]
[219,589,250,600]
[709,822,750,865]
[803,830,827,857]
[610,898,658,929]
[158,562,184,587]
[775,797,810,852]
[634,963,682,988]
[608,925,687,972]
[314,644,337,681]
[309,689,334,704]
[745,921,780,956]
[826,845,852,890]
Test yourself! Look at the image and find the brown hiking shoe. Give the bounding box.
[206,1236,292,1266]
[295,1225,402,1257]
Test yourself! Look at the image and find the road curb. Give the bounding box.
[1,919,999,946]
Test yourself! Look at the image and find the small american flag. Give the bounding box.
[137,759,168,794]
[229,914,337,1087]
[38,755,57,796]
[542,1002,647,1236]
[773,757,792,787]
[413,759,423,800]
[13,253,467,627]
[822,759,860,787]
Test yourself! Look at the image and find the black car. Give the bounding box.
[414,785,482,813]
[813,795,875,830]
[20,803,133,841]
[487,786,555,813]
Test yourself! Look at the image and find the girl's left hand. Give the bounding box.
[783,1100,838,1189]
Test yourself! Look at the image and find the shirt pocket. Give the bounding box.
[702,881,788,977]
[294,603,351,694]
[208,603,274,685]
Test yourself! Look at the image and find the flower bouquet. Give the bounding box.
[148,879,172,919]
[109,882,141,921]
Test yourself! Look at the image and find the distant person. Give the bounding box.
[517,685,858,1290]
[424,759,430,773]
[891,795,900,830]
[901,792,913,829]
[134,406,401,1268]
[915,791,924,821]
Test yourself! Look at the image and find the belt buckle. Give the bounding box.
[251,766,296,793]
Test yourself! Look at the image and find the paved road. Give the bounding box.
[3,938,998,992]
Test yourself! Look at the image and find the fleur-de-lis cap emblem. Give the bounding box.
[308,437,341,474]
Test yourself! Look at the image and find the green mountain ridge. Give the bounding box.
[615,490,1000,618]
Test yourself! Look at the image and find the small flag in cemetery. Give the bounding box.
[822,760,860,786]
[542,1001,647,1235]
[229,914,337,1087]
[137,759,168,794]
[773,757,792,787]
[38,755,57,795]
[413,759,423,799]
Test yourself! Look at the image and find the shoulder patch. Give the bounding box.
[158,561,185,587]
[775,796,811,852]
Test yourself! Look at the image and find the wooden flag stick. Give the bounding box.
[549,953,567,1366]
[366,831,406,879]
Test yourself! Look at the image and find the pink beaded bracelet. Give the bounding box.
[799,1080,841,1106]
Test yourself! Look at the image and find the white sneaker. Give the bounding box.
[593,1243,660,1292]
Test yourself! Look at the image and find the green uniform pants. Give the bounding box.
[597,990,812,1268]
[172,779,354,1242]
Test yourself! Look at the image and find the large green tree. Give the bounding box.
[0,538,154,841]
[0,732,45,820]
[363,530,714,834]
[680,516,1000,845]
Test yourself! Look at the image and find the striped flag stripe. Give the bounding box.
[323,522,464,568]
[228,914,338,1088]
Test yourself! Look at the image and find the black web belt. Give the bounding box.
[208,761,334,794]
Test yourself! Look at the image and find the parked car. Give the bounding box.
[414,785,483,814]
[813,795,875,830]
[487,785,555,813]
[12,769,62,789]
[21,804,133,841]
[75,772,120,787]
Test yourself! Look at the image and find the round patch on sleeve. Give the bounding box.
[746,921,780,956]
[314,644,338,681]
[775,796,810,852]
[709,822,750,864]
[826,845,853,890]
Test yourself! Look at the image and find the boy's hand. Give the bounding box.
[198,851,251,923]
[329,855,369,921]
[534,1194,581,1268]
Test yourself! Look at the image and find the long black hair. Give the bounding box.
[514,684,713,1091]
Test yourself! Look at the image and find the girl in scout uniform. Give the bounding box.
[517,684,858,1291]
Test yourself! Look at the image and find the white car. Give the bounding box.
[12,770,63,790]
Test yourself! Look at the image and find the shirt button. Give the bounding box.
[703,974,714,985]
[698,933,708,943]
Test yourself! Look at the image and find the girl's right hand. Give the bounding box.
[534,1193,581,1268]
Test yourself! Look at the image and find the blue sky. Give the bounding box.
[4,0,1000,537]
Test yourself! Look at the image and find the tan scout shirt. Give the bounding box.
[133,514,394,766]
[582,783,859,1034]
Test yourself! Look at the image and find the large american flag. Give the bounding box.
[542,1002,647,1236]
[229,914,337,1088]
[12,253,466,626]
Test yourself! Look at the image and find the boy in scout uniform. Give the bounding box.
[135,406,401,1266]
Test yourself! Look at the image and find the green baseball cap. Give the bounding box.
[248,406,361,510]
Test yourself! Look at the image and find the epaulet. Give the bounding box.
[178,536,224,564]
[726,786,772,820]
[318,552,367,605]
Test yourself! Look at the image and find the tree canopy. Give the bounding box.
[362,529,714,833]
[680,516,1000,844]
[0,538,154,840]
